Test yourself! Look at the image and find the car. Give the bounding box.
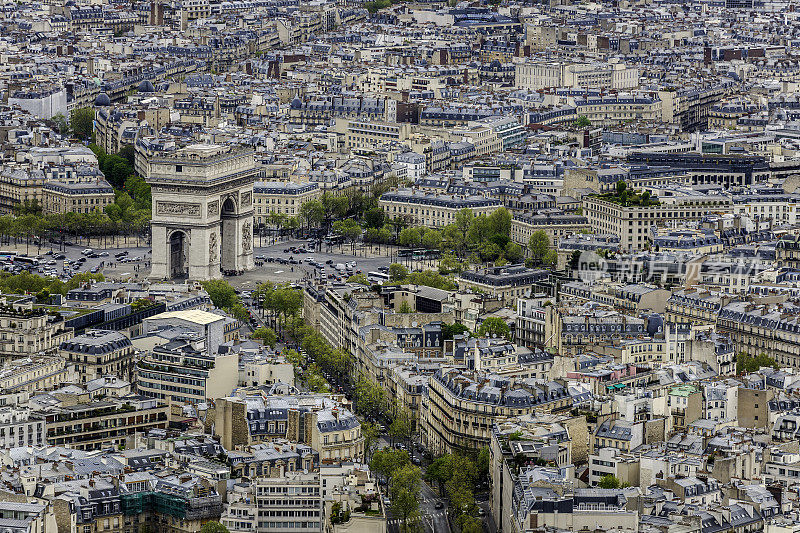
[54,254,66,260]
[283,249,290,253]
[383,498,391,507]
[98,251,109,257]
[326,259,334,265]
[90,266,101,273]
[81,248,93,255]
[435,502,445,510]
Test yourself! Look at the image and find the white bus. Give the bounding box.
[367,271,390,284]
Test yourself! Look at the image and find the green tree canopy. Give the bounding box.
[252,327,277,347]
[442,322,470,340]
[528,230,551,264]
[477,317,511,340]
[736,352,778,374]
[70,107,95,140]
[364,207,385,229]
[199,521,230,533]
[388,263,408,282]
[390,464,422,533]
[598,474,621,489]
[201,280,240,309]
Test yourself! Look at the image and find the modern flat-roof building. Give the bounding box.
[136,338,239,407]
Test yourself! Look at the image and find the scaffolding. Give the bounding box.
[121,492,223,521]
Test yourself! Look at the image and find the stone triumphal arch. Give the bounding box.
[145,144,255,280]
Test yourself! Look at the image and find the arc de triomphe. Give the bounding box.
[144,144,255,280]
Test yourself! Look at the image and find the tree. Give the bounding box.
[390,464,422,533]
[459,515,483,533]
[575,115,591,128]
[426,455,454,496]
[355,377,389,419]
[504,242,524,263]
[389,410,413,444]
[362,421,380,463]
[118,144,136,166]
[201,279,240,309]
[63,272,104,293]
[304,364,330,392]
[421,228,442,250]
[528,230,551,264]
[397,227,421,248]
[444,455,478,515]
[736,352,778,374]
[477,447,490,483]
[388,263,408,282]
[364,207,385,229]
[371,448,410,482]
[477,317,511,340]
[333,219,362,251]
[14,199,42,216]
[70,107,95,140]
[407,270,457,290]
[299,200,324,232]
[543,249,558,269]
[487,207,511,242]
[51,113,68,135]
[347,273,369,285]
[199,522,229,533]
[598,474,621,489]
[226,303,250,323]
[398,301,412,313]
[481,242,504,262]
[252,327,278,347]
[442,322,470,340]
[439,253,464,274]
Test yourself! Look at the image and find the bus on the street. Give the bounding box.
[367,271,390,284]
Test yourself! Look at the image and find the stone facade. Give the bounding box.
[145,144,256,280]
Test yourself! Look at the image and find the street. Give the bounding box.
[7,236,448,292]
[376,435,452,533]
